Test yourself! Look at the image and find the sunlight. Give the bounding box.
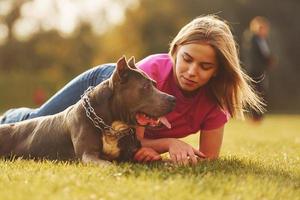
[11,0,136,40]
[0,24,8,45]
[13,17,40,41]
[0,0,12,16]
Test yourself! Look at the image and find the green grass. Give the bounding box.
[0,115,299,200]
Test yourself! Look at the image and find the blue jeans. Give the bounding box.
[0,64,115,124]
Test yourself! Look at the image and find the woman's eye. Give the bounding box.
[201,64,214,71]
[182,55,192,62]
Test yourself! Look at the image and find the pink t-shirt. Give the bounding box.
[137,54,229,139]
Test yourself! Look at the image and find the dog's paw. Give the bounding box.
[82,153,112,166]
[83,158,112,167]
[95,159,112,166]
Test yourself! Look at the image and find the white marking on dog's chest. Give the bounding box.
[102,135,120,158]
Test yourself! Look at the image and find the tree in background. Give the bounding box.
[0,0,299,113]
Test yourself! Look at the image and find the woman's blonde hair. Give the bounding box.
[169,15,265,119]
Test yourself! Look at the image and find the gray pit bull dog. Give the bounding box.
[0,56,176,165]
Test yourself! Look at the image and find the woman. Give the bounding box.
[242,16,273,122]
[0,15,264,165]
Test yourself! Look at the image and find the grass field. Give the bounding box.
[0,115,299,200]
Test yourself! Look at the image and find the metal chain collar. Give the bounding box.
[80,86,134,139]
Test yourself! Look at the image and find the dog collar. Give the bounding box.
[80,86,135,139]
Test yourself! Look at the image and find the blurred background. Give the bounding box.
[0,0,299,114]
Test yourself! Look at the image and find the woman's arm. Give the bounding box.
[199,125,224,159]
[135,126,205,165]
[136,126,193,154]
[135,126,170,153]
[134,126,164,162]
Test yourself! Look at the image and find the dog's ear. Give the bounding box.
[116,55,129,74]
[111,56,130,85]
[127,56,136,69]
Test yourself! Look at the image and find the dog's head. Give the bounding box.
[109,56,176,128]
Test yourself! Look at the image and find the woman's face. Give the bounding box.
[174,43,219,93]
[258,24,269,38]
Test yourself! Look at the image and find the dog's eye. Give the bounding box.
[143,83,151,91]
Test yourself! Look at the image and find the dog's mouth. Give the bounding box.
[135,112,171,129]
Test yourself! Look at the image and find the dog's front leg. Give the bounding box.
[82,152,111,166]
[69,117,111,166]
[71,131,111,166]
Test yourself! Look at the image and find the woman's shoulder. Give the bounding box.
[137,53,172,67]
[137,53,173,83]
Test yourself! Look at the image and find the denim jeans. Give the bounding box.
[0,64,115,124]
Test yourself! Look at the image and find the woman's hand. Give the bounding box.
[134,147,162,163]
[168,138,206,165]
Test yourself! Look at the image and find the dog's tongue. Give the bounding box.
[159,116,171,129]
[136,113,171,129]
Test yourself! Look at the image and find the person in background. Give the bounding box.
[0,15,264,165]
[242,16,274,122]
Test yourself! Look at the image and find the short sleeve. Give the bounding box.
[136,55,158,80]
[136,54,173,87]
[200,106,230,131]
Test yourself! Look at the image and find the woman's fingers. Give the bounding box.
[152,154,162,161]
[134,147,162,163]
[141,155,152,162]
[175,153,183,165]
[193,148,206,159]
[172,152,190,165]
[135,146,204,165]
[170,150,205,165]
[133,148,145,161]
[181,153,189,165]
[141,154,161,163]
[170,153,177,163]
[187,150,198,165]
